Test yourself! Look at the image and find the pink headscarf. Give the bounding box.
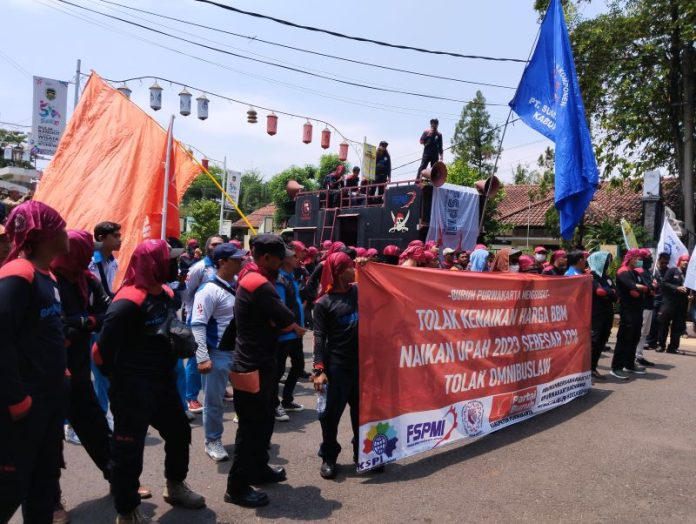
[355,247,367,257]
[50,230,94,306]
[366,248,378,258]
[400,246,426,264]
[229,239,243,249]
[408,240,424,248]
[622,248,641,267]
[318,252,353,301]
[122,239,171,291]
[3,201,66,264]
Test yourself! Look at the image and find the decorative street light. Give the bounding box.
[196,94,209,120]
[149,81,163,111]
[179,88,192,116]
[117,83,132,98]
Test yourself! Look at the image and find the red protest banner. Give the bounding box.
[357,263,591,472]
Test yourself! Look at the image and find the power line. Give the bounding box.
[194,0,529,63]
[0,51,32,78]
[56,0,511,106]
[93,0,517,90]
[0,121,32,129]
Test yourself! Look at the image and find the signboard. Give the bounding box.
[30,76,69,155]
[357,264,591,472]
[426,183,480,251]
[223,170,241,210]
[362,142,377,181]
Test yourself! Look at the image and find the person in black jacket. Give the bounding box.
[94,239,205,522]
[373,141,391,197]
[416,119,443,182]
[610,249,648,380]
[312,252,368,480]
[634,249,656,367]
[587,251,617,380]
[0,201,69,523]
[646,252,670,349]
[657,254,690,353]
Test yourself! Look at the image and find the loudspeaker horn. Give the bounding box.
[474,175,501,199]
[286,180,305,199]
[420,161,448,187]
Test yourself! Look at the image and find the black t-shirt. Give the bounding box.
[233,271,295,372]
[344,175,359,188]
[313,285,358,370]
[0,259,66,413]
[662,267,688,309]
[616,268,644,310]
[420,130,443,157]
[96,286,177,379]
[542,266,565,276]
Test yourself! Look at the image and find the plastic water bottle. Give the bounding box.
[316,385,327,417]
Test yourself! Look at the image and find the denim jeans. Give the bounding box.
[91,333,110,413]
[185,357,202,402]
[202,349,235,443]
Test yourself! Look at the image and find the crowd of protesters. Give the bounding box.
[1,200,694,523]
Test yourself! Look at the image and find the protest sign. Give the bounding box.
[357,264,591,472]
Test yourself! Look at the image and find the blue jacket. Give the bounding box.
[276,269,304,342]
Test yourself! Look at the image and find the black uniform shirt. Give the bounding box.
[313,285,359,370]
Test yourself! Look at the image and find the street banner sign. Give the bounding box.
[30,76,68,155]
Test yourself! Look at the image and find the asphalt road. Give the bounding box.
[11,335,696,523]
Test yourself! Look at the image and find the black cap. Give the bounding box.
[252,234,287,259]
[379,140,388,146]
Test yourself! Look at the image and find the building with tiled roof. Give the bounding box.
[495,178,681,247]
[231,202,276,235]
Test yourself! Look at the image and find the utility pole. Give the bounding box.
[682,45,695,249]
[73,59,81,109]
[219,156,227,236]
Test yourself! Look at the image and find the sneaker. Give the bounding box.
[274,406,290,422]
[233,414,239,424]
[281,401,304,412]
[53,500,70,524]
[116,509,142,523]
[188,400,204,414]
[205,439,229,462]
[610,369,630,380]
[223,387,234,402]
[163,480,206,509]
[636,358,655,367]
[623,366,647,375]
[666,348,680,354]
[656,346,666,353]
[64,424,81,445]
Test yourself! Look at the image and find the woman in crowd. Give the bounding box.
[542,250,567,276]
[587,251,617,380]
[490,248,521,273]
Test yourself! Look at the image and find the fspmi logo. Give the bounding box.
[406,406,458,449]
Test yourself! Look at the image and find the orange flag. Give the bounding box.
[35,72,201,287]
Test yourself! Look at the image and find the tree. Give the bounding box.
[0,129,34,169]
[535,0,696,241]
[318,154,349,180]
[267,166,320,225]
[182,165,223,205]
[183,199,220,242]
[451,90,500,177]
[237,169,271,216]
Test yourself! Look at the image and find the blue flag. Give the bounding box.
[509,0,599,239]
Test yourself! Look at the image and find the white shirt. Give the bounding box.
[184,256,216,314]
[89,250,119,295]
[190,276,235,363]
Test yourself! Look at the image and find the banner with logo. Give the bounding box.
[223,170,242,210]
[357,263,591,472]
[656,218,688,268]
[30,76,69,155]
[362,142,377,181]
[425,183,480,251]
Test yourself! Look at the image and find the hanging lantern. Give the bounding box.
[266,112,278,135]
[149,81,163,111]
[196,94,209,120]
[202,158,209,170]
[247,107,258,124]
[338,141,349,161]
[117,83,132,99]
[302,120,313,144]
[179,88,192,116]
[321,127,331,149]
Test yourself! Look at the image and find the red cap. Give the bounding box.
[638,248,651,258]
[534,246,547,254]
[322,240,332,249]
[366,248,378,257]
[229,239,242,249]
[519,255,535,272]
[290,240,306,253]
[355,247,367,257]
[383,245,401,257]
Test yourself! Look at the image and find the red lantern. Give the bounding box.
[267,113,278,136]
[321,127,331,149]
[302,120,313,144]
[338,141,349,161]
[202,158,209,170]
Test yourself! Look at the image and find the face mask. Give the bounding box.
[509,264,520,273]
[535,254,546,262]
[635,260,643,268]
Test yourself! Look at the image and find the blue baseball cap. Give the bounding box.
[213,243,248,262]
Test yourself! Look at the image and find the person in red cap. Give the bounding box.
[382,245,401,265]
[610,249,648,379]
[657,254,691,353]
[365,248,378,261]
[542,250,567,276]
[518,255,537,273]
[534,246,548,271]
[311,252,365,480]
[0,201,69,523]
[94,239,206,521]
[305,242,346,304]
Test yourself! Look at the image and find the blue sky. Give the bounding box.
[1,0,606,182]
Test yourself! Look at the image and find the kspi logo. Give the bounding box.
[406,406,458,448]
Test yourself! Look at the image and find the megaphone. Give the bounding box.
[286,180,305,199]
[420,161,448,187]
[475,175,501,199]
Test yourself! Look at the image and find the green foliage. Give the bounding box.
[237,169,271,216]
[451,91,500,177]
[182,199,220,242]
[447,158,479,187]
[0,129,34,169]
[182,165,223,204]
[318,154,349,180]
[267,166,319,225]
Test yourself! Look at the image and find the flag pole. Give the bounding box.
[219,156,227,235]
[161,114,175,240]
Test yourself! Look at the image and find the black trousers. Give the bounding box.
[658,304,687,350]
[371,173,389,197]
[276,338,305,405]
[66,340,111,476]
[645,300,663,347]
[416,153,439,181]
[0,392,65,524]
[227,367,276,493]
[109,374,190,515]
[319,365,359,464]
[591,312,613,371]
[611,307,643,370]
